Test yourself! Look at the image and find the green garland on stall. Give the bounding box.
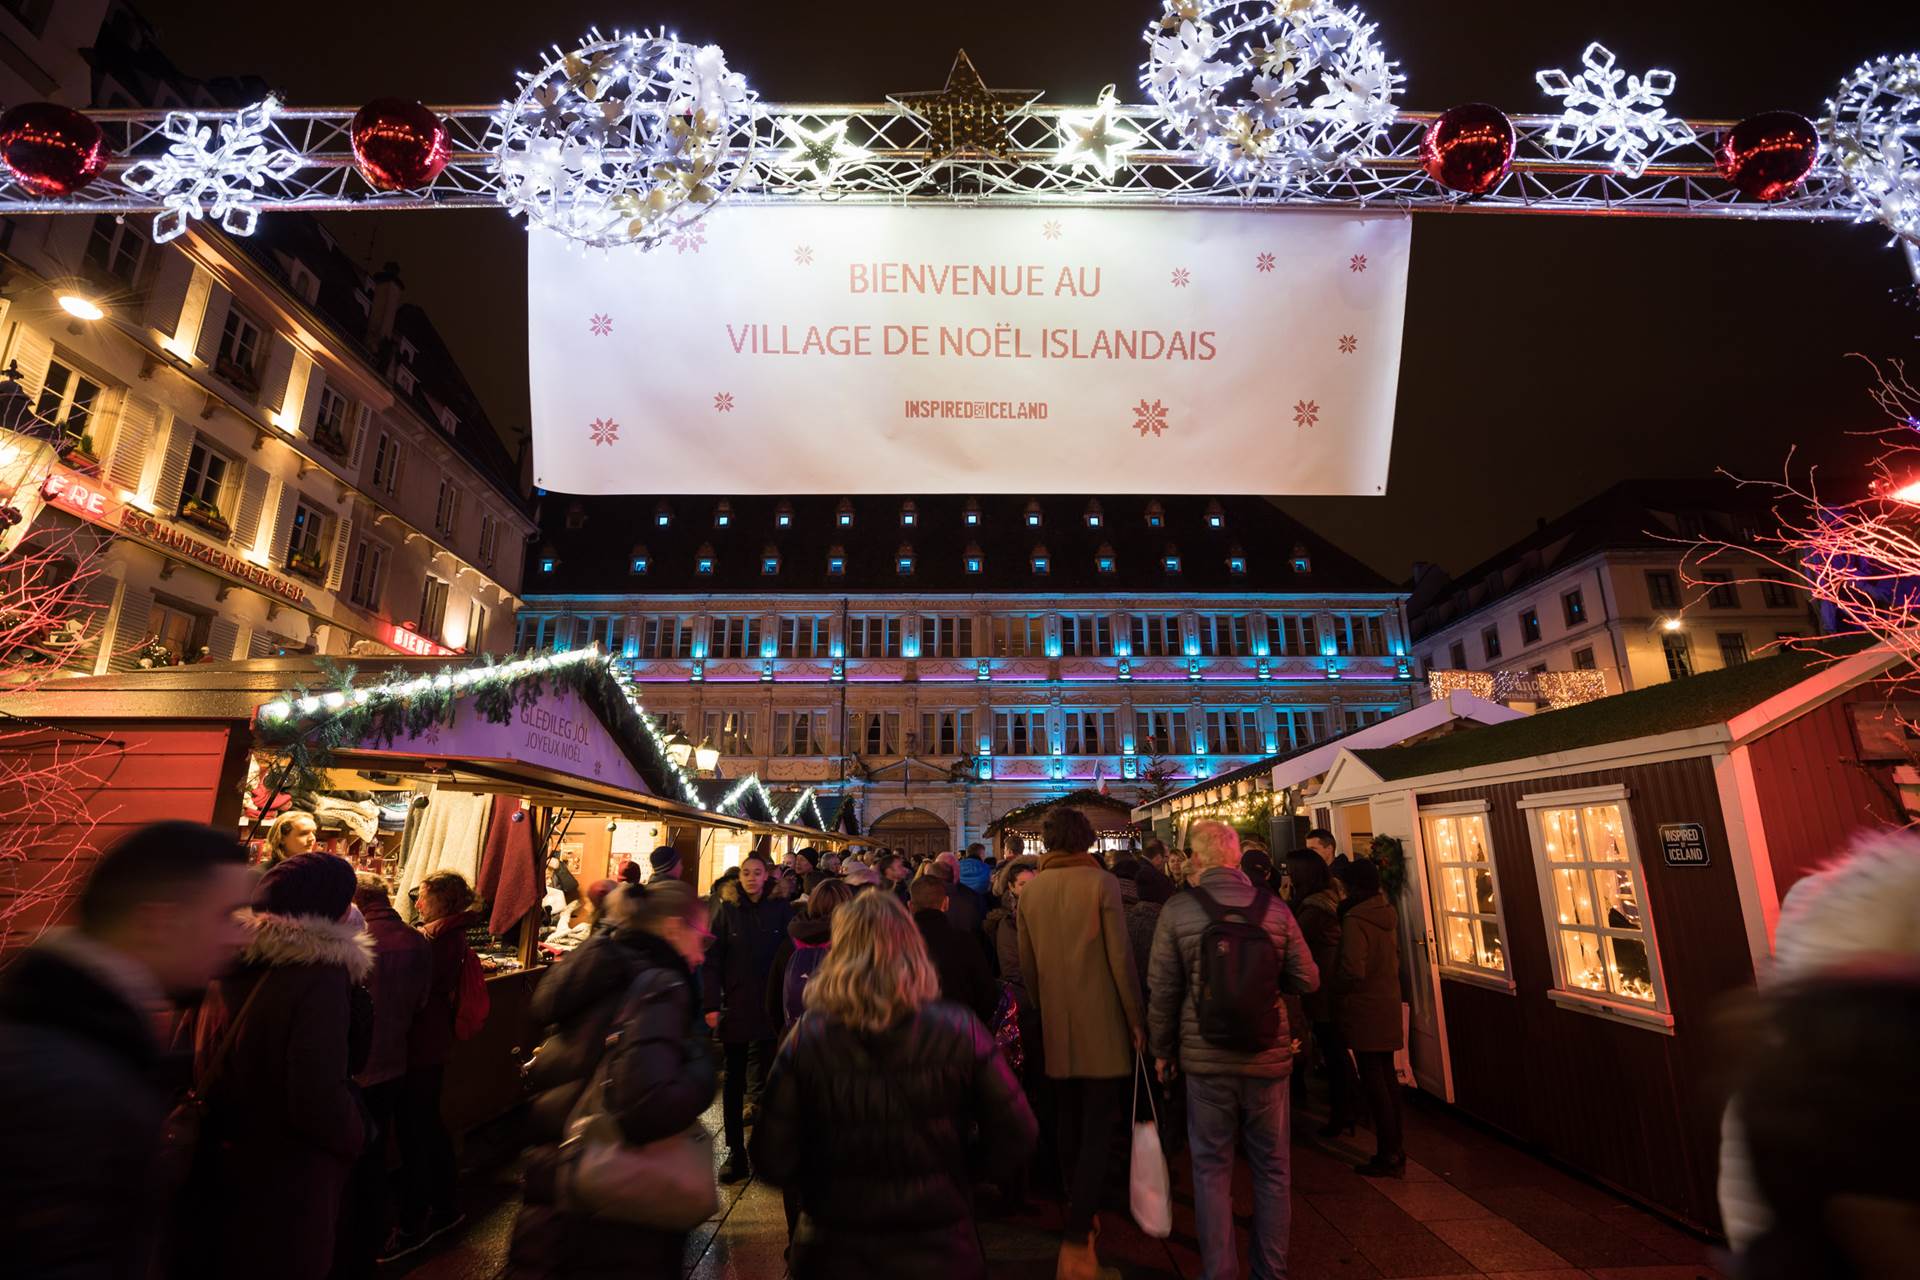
[1370,832,1408,901]
[984,788,1135,836]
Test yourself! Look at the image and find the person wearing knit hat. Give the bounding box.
[584,877,619,935]
[648,845,683,883]
[184,851,373,1278]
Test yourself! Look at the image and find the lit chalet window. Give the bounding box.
[1420,806,1509,980]
[1523,791,1670,1022]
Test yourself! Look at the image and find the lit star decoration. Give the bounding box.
[1536,42,1694,179]
[1141,0,1404,190]
[1338,334,1357,353]
[488,29,757,250]
[1256,252,1276,272]
[122,96,304,243]
[1293,399,1320,427]
[1171,267,1192,286]
[589,417,619,445]
[1133,399,1171,436]
[1823,55,1920,250]
[589,313,612,335]
[1055,85,1146,178]
[775,116,872,185]
[891,50,1041,161]
[714,392,734,412]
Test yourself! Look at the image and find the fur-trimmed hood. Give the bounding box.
[238,909,376,983]
[1771,828,1920,984]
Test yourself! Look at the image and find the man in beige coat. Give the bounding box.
[1018,806,1143,1280]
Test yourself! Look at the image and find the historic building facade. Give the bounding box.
[0,8,534,673]
[1407,480,1817,709]
[520,496,1413,849]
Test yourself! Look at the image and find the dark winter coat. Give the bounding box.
[190,911,374,1280]
[1116,874,1163,1011]
[409,909,479,1068]
[1147,866,1319,1079]
[945,880,988,943]
[1134,859,1177,905]
[750,1002,1037,1280]
[703,880,795,1043]
[1016,850,1143,1079]
[0,937,180,1280]
[509,928,718,1279]
[356,897,432,1087]
[1335,893,1403,1052]
[984,904,1021,988]
[1293,888,1343,1024]
[914,908,998,1024]
[766,912,832,1032]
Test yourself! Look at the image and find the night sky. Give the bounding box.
[137,1,1920,580]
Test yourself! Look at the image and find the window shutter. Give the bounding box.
[257,336,295,414]
[229,464,270,548]
[144,248,194,337]
[206,616,240,662]
[74,572,124,675]
[261,479,297,565]
[105,587,152,673]
[298,366,326,436]
[149,415,195,514]
[325,515,354,592]
[348,404,371,468]
[7,326,54,402]
[105,394,157,493]
[247,627,275,658]
[193,285,231,367]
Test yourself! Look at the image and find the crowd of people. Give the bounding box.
[7,812,1909,1279]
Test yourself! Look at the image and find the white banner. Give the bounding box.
[528,206,1409,494]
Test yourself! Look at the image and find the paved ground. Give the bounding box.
[399,1085,1729,1280]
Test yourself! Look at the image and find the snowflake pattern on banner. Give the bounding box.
[1171,268,1192,287]
[672,227,707,254]
[793,245,814,265]
[1256,252,1276,272]
[1349,254,1367,272]
[1536,42,1694,179]
[714,392,735,412]
[1043,220,1064,240]
[1338,334,1357,353]
[1293,399,1320,428]
[1133,399,1171,437]
[589,313,613,336]
[588,417,620,446]
[121,97,304,244]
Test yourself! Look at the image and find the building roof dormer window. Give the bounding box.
[714,499,733,528]
[774,499,793,528]
[654,501,673,528]
[1031,544,1050,575]
[827,545,846,575]
[1205,499,1226,529]
[836,498,855,527]
[1096,542,1117,574]
[1145,499,1165,529]
[963,498,981,527]
[896,543,916,575]
[964,543,984,574]
[695,543,716,575]
[1084,500,1104,529]
[1163,544,1183,574]
[1025,499,1043,528]
[629,544,649,574]
[900,500,917,527]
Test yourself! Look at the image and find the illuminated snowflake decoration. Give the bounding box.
[1535,42,1694,179]
[121,96,304,244]
[1055,86,1146,178]
[1133,398,1171,436]
[774,116,872,185]
[488,29,759,250]
[1823,55,1920,247]
[1141,0,1404,191]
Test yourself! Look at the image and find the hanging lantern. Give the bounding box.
[1715,110,1820,202]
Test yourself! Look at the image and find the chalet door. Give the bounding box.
[1369,792,1453,1101]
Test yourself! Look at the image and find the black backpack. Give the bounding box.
[1190,887,1281,1051]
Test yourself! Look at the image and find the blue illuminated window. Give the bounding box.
[762,557,780,575]
[1097,556,1116,574]
[1292,554,1311,573]
[539,557,556,573]
[656,513,671,527]
[1228,556,1246,574]
[827,556,845,575]
[1209,514,1222,528]
[1164,556,1182,573]
[696,558,714,574]
[776,512,791,527]
[630,557,648,574]
[966,556,982,574]
[964,509,980,526]
[1032,556,1050,574]
[897,556,914,574]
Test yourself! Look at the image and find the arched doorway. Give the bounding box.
[867,807,951,860]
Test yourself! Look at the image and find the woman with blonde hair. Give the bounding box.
[264,809,319,865]
[751,891,1036,1279]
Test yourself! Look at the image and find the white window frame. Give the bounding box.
[1518,785,1674,1032]
[993,709,1047,756]
[919,710,970,757]
[346,536,387,610]
[924,614,974,658]
[1418,800,1515,992]
[434,479,462,539]
[85,212,147,285]
[369,430,402,495]
[477,512,497,567]
[419,575,450,643]
[773,709,830,756]
[216,306,264,381]
[991,614,1044,657]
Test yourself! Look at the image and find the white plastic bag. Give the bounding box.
[1129,1055,1172,1239]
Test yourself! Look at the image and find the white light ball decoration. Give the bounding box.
[1140,0,1403,190]
[1823,54,1920,248]
[488,29,758,249]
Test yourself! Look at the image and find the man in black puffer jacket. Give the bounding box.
[703,853,794,1181]
[510,883,718,1279]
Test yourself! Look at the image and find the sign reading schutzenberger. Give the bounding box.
[528,206,1411,494]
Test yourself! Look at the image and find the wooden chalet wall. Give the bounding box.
[1746,686,1905,897]
[0,720,248,955]
[1418,755,1756,1232]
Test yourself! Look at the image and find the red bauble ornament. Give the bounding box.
[1716,111,1819,202]
[349,98,450,191]
[1421,103,1515,196]
[0,103,108,198]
